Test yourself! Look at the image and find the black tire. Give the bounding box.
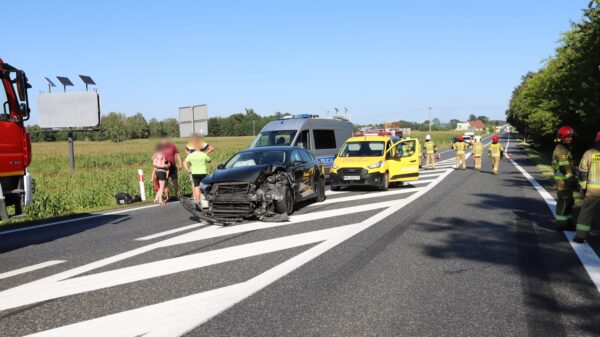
[275,186,294,215]
[315,177,326,202]
[331,185,341,191]
[379,172,389,191]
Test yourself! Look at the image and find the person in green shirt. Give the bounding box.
[184,151,211,203]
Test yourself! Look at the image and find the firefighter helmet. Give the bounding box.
[492,135,499,143]
[595,131,600,142]
[557,126,576,140]
[458,136,464,141]
[425,134,431,141]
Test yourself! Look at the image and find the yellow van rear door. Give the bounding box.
[390,140,419,182]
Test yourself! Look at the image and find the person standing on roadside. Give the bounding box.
[152,143,170,205]
[472,136,484,171]
[572,131,600,243]
[185,133,215,155]
[453,136,468,170]
[488,135,504,175]
[552,126,577,230]
[160,136,182,199]
[423,134,439,170]
[184,147,212,204]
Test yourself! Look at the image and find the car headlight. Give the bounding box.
[332,163,338,169]
[199,181,208,191]
[367,161,384,169]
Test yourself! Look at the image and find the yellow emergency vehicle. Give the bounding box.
[330,133,421,191]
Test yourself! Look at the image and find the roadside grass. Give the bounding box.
[1,130,490,225]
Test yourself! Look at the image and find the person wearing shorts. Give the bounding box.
[160,137,182,198]
[184,150,211,203]
[152,144,170,205]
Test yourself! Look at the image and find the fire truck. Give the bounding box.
[0,58,32,220]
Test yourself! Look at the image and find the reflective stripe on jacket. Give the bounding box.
[453,141,467,154]
[579,148,600,198]
[489,143,503,158]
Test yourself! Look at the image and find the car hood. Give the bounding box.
[204,164,282,184]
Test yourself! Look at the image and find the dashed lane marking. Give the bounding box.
[0,260,66,280]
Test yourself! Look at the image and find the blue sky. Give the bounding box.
[3,0,589,125]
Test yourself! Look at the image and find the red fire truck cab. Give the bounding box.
[0,58,32,220]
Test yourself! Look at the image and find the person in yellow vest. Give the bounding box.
[488,135,504,175]
[472,135,484,171]
[573,131,600,243]
[553,126,577,230]
[422,134,440,170]
[453,136,468,170]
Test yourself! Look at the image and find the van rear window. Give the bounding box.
[313,130,336,149]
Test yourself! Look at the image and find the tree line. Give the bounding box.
[506,1,600,154]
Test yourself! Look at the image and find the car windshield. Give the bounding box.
[251,130,297,147]
[225,150,287,168]
[338,141,385,157]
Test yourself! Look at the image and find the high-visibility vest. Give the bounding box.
[579,148,600,197]
[552,144,574,181]
[453,141,467,154]
[489,143,503,158]
[425,142,435,154]
[473,142,484,157]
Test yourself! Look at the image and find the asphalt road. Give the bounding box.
[1,133,599,337]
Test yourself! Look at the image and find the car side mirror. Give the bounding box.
[217,164,225,170]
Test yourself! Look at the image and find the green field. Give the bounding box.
[2,130,477,224]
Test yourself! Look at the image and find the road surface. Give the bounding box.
[1,133,599,337]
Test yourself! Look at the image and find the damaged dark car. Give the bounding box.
[193,146,326,223]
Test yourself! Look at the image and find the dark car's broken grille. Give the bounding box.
[211,182,253,218]
[216,183,250,194]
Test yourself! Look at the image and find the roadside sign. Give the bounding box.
[179,104,208,137]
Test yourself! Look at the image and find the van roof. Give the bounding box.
[260,117,352,132]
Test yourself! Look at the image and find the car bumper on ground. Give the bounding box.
[330,170,385,187]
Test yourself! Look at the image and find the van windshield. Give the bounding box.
[339,141,385,157]
[251,130,297,147]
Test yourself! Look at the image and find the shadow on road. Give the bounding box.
[0,214,130,254]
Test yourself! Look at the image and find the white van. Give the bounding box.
[250,114,354,174]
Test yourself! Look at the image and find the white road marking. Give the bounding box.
[0,200,398,311]
[506,134,600,293]
[0,260,65,280]
[310,186,421,206]
[135,223,206,241]
[25,160,456,337]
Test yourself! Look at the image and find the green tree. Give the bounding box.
[101,112,128,142]
[125,113,149,139]
[148,118,164,138]
[161,118,180,138]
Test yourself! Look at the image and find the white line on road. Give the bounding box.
[506,134,600,293]
[0,260,65,280]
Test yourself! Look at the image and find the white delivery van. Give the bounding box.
[250,114,354,174]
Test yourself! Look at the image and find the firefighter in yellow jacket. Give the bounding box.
[553,126,577,229]
[573,131,600,243]
[423,134,440,170]
[453,136,468,170]
[472,136,484,171]
[488,135,504,175]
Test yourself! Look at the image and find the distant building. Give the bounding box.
[456,120,485,131]
[384,121,401,129]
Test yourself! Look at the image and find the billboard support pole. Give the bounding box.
[68,131,75,171]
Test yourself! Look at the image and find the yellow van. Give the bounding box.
[330,135,421,191]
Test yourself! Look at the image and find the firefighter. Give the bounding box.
[472,135,484,171]
[453,136,468,170]
[488,135,504,175]
[552,126,577,230]
[573,131,600,243]
[423,134,439,170]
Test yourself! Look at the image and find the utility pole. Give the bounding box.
[428,107,432,134]
[252,120,256,136]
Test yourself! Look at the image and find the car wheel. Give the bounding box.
[315,177,326,202]
[379,172,389,191]
[275,186,294,215]
[331,185,341,191]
